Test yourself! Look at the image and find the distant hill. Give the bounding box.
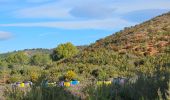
[0,45,88,58]
[0,48,52,58]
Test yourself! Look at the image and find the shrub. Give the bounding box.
[9,74,22,83]
[65,70,77,81]
[31,53,52,66]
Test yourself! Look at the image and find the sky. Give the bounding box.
[0,0,170,53]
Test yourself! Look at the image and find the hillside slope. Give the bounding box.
[88,12,170,56]
[62,12,170,65]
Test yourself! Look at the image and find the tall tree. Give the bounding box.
[53,42,79,60]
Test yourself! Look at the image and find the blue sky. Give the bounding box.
[0,0,170,53]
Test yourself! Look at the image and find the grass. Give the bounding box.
[85,75,170,100]
[4,85,79,100]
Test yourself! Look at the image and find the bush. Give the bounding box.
[31,53,52,66]
[65,70,77,81]
[5,52,30,65]
[9,74,22,83]
[27,67,41,83]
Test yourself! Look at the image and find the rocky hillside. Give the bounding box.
[85,12,170,56]
[60,12,170,65]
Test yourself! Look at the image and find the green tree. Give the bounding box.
[5,52,29,65]
[31,53,52,66]
[52,42,79,60]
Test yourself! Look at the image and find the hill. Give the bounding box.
[87,12,170,56]
[0,48,52,58]
[61,12,170,65]
[0,45,88,59]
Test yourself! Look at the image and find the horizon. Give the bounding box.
[0,0,170,53]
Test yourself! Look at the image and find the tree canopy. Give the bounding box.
[5,52,29,65]
[31,53,52,66]
[52,42,79,60]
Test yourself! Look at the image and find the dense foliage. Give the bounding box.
[31,53,52,66]
[52,42,79,60]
